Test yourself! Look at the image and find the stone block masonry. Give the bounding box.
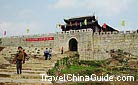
[1,29,138,60]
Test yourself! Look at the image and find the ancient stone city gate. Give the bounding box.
[1,29,138,60]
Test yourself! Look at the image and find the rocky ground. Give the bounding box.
[47,49,138,85]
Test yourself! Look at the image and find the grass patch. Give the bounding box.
[61,65,97,74]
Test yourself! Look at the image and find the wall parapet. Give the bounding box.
[57,29,93,34]
[2,30,138,39]
[93,30,138,36]
[56,29,138,36]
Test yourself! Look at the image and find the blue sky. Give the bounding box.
[0,0,137,37]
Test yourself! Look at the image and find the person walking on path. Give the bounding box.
[49,48,52,60]
[44,48,49,60]
[13,46,24,74]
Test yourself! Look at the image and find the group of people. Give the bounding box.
[13,46,63,74]
[43,47,64,60]
[44,48,52,60]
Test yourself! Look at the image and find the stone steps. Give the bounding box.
[0,69,45,74]
[0,78,52,85]
[0,48,76,84]
[0,72,41,78]
[0,51,71,84]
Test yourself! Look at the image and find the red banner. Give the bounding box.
[26,37,54,42]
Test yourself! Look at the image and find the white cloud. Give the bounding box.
[49,0,133,16]
[48,0,79,9]
[88,0,133,16]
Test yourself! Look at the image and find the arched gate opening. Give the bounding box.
[69,38,78,51]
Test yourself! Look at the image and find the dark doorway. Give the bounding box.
[69,38,78,51]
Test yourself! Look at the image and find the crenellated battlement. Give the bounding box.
[1,30,138,40]
[56,28,93,34]
[56,29,138,36]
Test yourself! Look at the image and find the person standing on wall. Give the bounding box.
[49,48,52,60]
[61,47,63,54]
[44,48,49,60]
[13,46,24,74]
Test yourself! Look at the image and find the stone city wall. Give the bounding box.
[1,29,138,60]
